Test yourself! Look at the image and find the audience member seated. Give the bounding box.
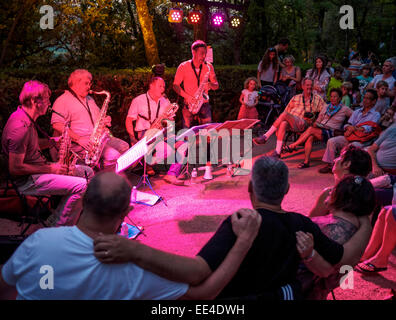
[372,66,382,78]
[93,156,372,300]
[356,205,396,274]
[326,66,344,101]
[366,59,395,96]
[0,172,262,300]
[356,64,373,96]
[283,88,352,169]
[378,107,395,130]
[298,175,375,299]
[341,57,351,81]
[253,78,326,158]
[348,53,362,78]
[279,55,301,98]
[318,89,381,174]
[374,81,391,115]
[350,78,362,110]
[309,145,372,218]
[341,82,353,108]
[305,55,331,101]
[367,123,396,177]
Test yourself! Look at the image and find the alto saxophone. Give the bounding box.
[58,121,78,175]
[85,90,111,167]
[188,63,211,115]
[144,102,179,142]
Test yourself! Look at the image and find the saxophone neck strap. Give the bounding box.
[143,93,160,124]
[69,89,95,126]
[191,60,203,87]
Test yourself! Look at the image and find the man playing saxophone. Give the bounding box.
[173,40,219,128]
[1,80,94,227]
[126,77,185,185]
[51,69,129,170]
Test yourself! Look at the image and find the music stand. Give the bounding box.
[176,123,221,179]
[206,119,260,176]
[116,133,166,207]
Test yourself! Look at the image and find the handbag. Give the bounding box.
[344,121,382,142]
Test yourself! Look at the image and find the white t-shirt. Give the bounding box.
[1,226,188,300]
[241,89,259,107]
[51,90,101,138]
[127,93,170,132]
[369,74,396,91]
[258,61,276,82]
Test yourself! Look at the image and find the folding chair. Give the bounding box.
[1,170,52,235]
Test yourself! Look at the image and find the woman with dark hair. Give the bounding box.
[257,47,279,88]
[305,56,331,101]
[297,175,376,299]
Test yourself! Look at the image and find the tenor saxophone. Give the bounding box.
[84,90,111,167]
[188,63,211,115]
[57,121,78,175]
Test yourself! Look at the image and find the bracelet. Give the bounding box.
[303,249,315,262]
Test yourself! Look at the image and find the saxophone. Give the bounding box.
[84,90,111,167]
[188,63,211,115]
[144,102,179,142]
[57,121,78,175]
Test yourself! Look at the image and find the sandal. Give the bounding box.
[355,262,387,273]
[297,162,310,169]
[282,145,296,154]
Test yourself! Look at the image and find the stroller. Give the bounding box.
[257,82,293,129]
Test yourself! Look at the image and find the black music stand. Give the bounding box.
[207,119,260,176]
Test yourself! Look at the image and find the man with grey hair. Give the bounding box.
[51,69,129,170]
[366,59,395,97]
[1,80,93,227]
[93,156,371,300]
[254,78,326,158]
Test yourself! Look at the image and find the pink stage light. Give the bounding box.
[211,13,225,27]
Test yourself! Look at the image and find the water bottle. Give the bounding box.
[226,163,233,177]
[190,168,198,184]
[131,186,137,203]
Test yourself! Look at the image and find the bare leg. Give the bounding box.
[289,127,315,149]
[275,121,290,154]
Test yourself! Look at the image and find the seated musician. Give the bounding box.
[126,77,186,185]
[51,69,129,170]
[1,80,93,227]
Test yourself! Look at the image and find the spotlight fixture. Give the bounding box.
[168,8,183,23]
[230,16,242,28]
[211,12,225,27]
[187,10,202,24]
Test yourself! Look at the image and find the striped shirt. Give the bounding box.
[285,93,326,119]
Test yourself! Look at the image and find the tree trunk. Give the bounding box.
[134,0,160,66]
[124,0,139,38]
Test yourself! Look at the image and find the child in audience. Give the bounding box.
[341,82,353,107]
[374,81,391,115]
[350,78,362,109]
[372,66,382,78]
[237,77,259,120]
[356,64,373,96]
[378,107,395,130]
[326,66,344,101]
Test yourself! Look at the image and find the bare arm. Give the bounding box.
[125,117,138,144]
[367,143,384,176]
[8,152,65,176]
[181,209,261,299]
[336,216,372,268]
[296,232,335,278]
[239,93,245,105]
[308,188,331,218]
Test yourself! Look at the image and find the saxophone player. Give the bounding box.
[173,40,219,128]
[126,77,185,185]
[1,80,94,227]
[51,69,129,170]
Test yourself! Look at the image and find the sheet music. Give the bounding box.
[176,123,221,140]
[116,137,148,173]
